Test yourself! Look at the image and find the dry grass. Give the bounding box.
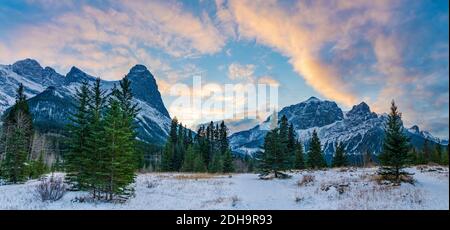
[173,173,222,180]
[297,174,315,187]
[153,173,223,180]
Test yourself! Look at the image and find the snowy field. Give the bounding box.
[0,166,448,210]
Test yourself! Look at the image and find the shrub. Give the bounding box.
[36,175,67,202]
[297,174,315,187]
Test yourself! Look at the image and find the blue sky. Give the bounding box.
[0,0,448,138]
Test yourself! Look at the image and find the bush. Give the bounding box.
[36,175,67,202]
[297,174,315,187]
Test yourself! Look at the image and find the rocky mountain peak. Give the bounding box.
[278,97,343,130]
[65,66,95,84]
[125,64,169,117]
[12,58,43,78]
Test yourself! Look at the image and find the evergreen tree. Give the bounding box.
[181,145,195,172]
[422,139,431,163]
[222,149,234,173]
[51,154,63,172]
[332,142,347,167]
[407,148,418,165]
[1,83,34,183]
[306,130,327,169]
[379,100,410,182]
[169,118,178,144]
[441,146,449,166]
[219,121,229,155]
[208,153,223,173]
[193,148,207,172]
[432,144,443,164]
[85,78,107,198]
[99,98,136,200]
[260,128,288,177]
[161,140,174,171]
[34,151,48,178]
[65,81,91,189]
[294,141,305,169]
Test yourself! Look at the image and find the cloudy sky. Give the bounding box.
[0,0,448,138]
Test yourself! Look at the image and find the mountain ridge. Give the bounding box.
[0,58,171,145]
[229,97,447,161]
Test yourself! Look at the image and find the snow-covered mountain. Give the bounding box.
[229,96,447,160]
[0,59,171,144]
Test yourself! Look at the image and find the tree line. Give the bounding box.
[161,120,234,173]
[0,84,49,183]
[258,101,448,181]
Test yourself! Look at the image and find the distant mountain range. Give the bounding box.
[1,59,447,158]
[229,96,448,162]
[0,59,171,144]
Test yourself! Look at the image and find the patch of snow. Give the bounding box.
[0,167,447,210]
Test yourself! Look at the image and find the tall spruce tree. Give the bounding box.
[379,100,410,182]
[260,128,288,177]
[161,140,174,171]
[85,78,107,198]
[181,145,195,172]
[422,139,431,163]
[222,149,234,173]
[294,141,305,169]
[442,146,449,165]
[332,142,347,167]
[100,98,135,200]
[1,84,34,183]
[306,130,327,169]
[432,144,443,164]
[219,121,229,155]
[65,81,91,189]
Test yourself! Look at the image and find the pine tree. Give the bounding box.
[422,139,431,163]
[332,142,347,167]
[222,149,234,173]
[306,130,327,169]
[96,78,139,200]
[65,81,91,189]
[407,148,418,165]
[208,152,223,173]
[432,144,443,164]
[441,146,449,166]
[34,151,47,178]
[193,147,207,172]
[260,128,288,177]
[161,140,174,171]
[100,98,136,200]
[181,145,195,172]
[51,154,63,172]
[85,78,107,198]
[379,100,410,182]
[294,141,305,170]
[1,83,34,183]
[219,121,229,155]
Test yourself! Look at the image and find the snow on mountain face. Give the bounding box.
[279,96,344,130]
[0,59,171,145]
[230,97,445,160]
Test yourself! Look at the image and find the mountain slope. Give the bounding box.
[230,97,446,162]
[0,59,171,144]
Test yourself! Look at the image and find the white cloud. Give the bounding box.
[228,62,255,81]
[0,0,226,81]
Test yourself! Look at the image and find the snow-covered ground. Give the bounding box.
[0,166,448,210]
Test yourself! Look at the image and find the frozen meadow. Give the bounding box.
[0,166,448,210]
